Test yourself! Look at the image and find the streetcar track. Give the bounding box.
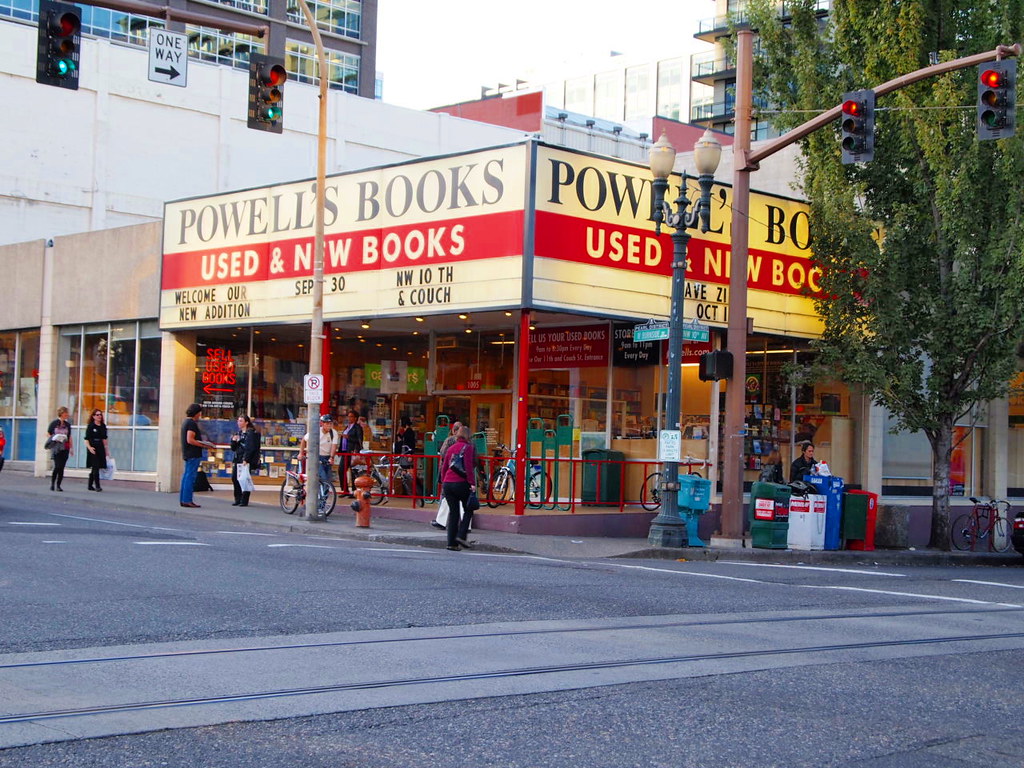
[3,630,1023,726]
[1,605,1019,672]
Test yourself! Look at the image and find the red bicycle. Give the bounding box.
[951,497,1011,552]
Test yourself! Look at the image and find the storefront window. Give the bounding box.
[58,322,160,472]
[434,330,513,392]
[0,330,39,460]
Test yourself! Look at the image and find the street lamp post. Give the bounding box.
[647,130,722,548]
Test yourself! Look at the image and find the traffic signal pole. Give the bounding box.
[719,38,1021,545]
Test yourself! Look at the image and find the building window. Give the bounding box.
[187,27,264,69]
[285,39,359,92]
[624,64,651,121]
[564,75,592,115]
[656,58,684,120]
[593,71,623,122]
[0,330,39,461]
[57,321,161,473]
[210,0,268,14]
[286,0,361,39]
[0,2,163,46]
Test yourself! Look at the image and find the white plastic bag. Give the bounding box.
[99,456,116,481]
[435,497,450,527]
[236,462,255,492]
[815,461,831,477]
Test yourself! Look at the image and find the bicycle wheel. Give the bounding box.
[319,480,337,517]
[528,470,552,505]
[488,468,513,506]
[366,471,386,505]
[640,472,663,511]
[991,515,1012,553]
[401,473,425,508]
[280,475,303,515]
[950,513,978,551]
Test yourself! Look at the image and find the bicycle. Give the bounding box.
[279,459,337,517]
[371,448,426,507]
[486,443,552,508]
[951,497,1012,552]
[640,457,711,512]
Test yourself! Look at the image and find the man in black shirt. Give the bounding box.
[180,403,213,508]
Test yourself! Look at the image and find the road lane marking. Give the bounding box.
[134,540,209,548]
[51,513,184,532]
[8,522,61,526]
[267,544,340,550]
[607,562,767,584]
[215,531,278,536]
[719,561,905,577]
[42,541,67,544]
[954,579,1024,590]
[801,583,1022,608]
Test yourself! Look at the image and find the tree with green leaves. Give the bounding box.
[745,0,1024,549]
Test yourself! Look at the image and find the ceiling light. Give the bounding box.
[458,313,468,320]
[415,316,424,322]
[504,311,513,317]
[465,327,473,334]
[360,320,371,329]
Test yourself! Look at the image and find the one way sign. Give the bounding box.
[148,30,187,87]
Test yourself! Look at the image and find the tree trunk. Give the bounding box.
[928,420,953,551]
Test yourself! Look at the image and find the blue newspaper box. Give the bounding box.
[804,474,844,550]
[678,474,713,547]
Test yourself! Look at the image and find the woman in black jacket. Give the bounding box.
[84,409,109,491]
[230,414,261,507]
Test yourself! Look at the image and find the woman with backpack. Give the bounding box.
[439,426,476,551]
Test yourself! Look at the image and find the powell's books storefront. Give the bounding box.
[155,138,876,523]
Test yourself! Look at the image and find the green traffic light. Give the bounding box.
[262,106,282,122]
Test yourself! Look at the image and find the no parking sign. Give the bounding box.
[303,374,324,404]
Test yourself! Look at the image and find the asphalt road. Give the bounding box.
[2,493,1022,766]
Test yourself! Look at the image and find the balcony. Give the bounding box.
[695,0,830,42]
[691,52,735,84]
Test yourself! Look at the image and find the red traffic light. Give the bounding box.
[841,99,863,117]
[980,69,1004,89]
[260,64,287,88]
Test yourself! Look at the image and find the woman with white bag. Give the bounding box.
[230,414,261,507]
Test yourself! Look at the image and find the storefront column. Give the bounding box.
[33,327,59,478]
[514,310,531,516]
[862,399,886,497]
[156,331,198,492]
[321,321,332,418]
[984,397,1008,500]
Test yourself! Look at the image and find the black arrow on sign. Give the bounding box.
[154,65,180,80]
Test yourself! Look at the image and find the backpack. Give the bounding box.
[448,445,467,478]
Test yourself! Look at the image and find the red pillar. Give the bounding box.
[320,321,332,418]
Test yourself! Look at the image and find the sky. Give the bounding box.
[375,0,708,111]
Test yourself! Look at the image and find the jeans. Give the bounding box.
[318,456,333,485]
[180,457,201,504]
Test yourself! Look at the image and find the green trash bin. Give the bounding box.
[748,481,791,549]
[842,492,869,541]
[581,449,624,505]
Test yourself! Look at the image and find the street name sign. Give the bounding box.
[633,321,670,342]
[682,321,710,343]
[148,30,187,87]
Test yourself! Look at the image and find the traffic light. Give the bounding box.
[977,60,1016,141]
[248,54,287,133]
[698,351,733,382]
[840,89,875,164]
[36,0,80,90]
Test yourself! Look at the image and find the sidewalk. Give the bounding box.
[2,468,1020,567]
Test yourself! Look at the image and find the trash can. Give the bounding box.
[748,481,791,549]
[678,474,713,547]
[844,490,878,551]
[581,449,624,504]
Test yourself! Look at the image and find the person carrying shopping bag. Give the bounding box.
[439,426,477,551]
[230,414,261,507]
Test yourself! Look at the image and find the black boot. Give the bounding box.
[239,492,250,507]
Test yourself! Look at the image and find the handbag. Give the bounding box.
[466,490,480,513]
[236,462,255,492]
[449,446,467,478]
[99,456,116,481]
[44,438,55,451]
